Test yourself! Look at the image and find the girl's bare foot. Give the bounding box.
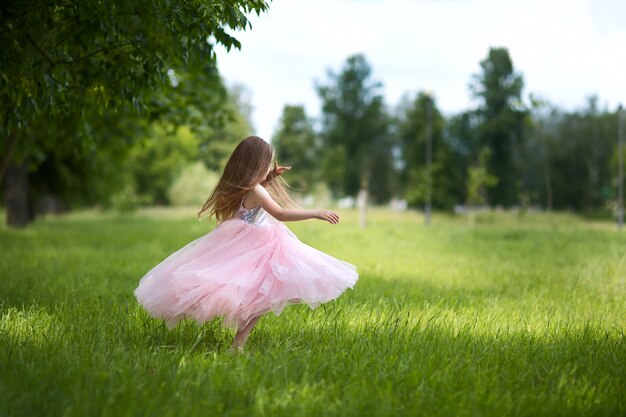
[228,345,244,354]
[229,315,261,353]
[229,335,245,354]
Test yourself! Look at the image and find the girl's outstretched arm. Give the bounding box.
[252,184,339,224]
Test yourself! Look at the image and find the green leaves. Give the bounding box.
[469,47,528,207]
[272,105,321,192]
[316,54,392,201]
[0,0,269,225]
[213,26,242,52]
[467,147,499,207]
[0,0,270,135]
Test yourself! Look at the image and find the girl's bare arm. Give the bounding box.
[252,184,339,224]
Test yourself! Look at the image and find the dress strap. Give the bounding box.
[239,193,249,210]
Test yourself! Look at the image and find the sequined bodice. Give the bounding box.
[236,203,269,225]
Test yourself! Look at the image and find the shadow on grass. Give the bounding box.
[2,298,624,417]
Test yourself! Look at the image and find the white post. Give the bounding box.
[358,186,367,229]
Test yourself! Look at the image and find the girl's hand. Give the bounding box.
[265,161,291,183]
[315,209,340,224]
[273,160,291,176]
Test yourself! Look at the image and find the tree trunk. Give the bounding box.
[5,161,30,228]
[0,131,18,185]
[468,205,476,228]
[544,163,553,213]
[358,177,368,229]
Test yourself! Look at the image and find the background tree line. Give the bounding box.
[273,49,624,219]
[1,0,267,227]
[1,0,622,229]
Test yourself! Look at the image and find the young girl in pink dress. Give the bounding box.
[134,136,358,353]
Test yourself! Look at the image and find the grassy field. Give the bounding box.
[1,208,625,417]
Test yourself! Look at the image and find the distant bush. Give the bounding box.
[108,184,152,213]
[168,162,219,207]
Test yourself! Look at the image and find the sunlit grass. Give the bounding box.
[1,208,625,416]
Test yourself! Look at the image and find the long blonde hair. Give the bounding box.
[197,136,297,222]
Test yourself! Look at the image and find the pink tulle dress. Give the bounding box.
[133,199,358,331]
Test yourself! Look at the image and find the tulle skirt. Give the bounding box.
[133,218,358,330]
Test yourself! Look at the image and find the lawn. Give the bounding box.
[1,208,625,416]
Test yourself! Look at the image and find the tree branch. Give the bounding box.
[23,31,55,67]
[1,3,45,20]
[46,71,82,90]
[45,32,75,52]
[25,30,140,68]
[52,40,140,66]
[24,31,141,90]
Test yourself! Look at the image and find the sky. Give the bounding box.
[215,0,626,140]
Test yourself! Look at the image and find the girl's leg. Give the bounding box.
[231,315,262,350]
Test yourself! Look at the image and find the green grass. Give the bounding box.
[1,208,625,417]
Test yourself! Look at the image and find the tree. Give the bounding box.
[22,74,254,216]
[542,97,617,214]
[198,83,254,173]
[1,0,269,227]
[128,124,200,205]
[23,108,145,215]
[316,54,393,203]
[470,47,528,207]
[466,147,498,226]
[525,95,559,212]
[271,105,321,194]
[4,51,252,220]
[125,81,253,206]
[395,92,465,210]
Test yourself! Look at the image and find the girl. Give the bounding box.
[134,136,358,353]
